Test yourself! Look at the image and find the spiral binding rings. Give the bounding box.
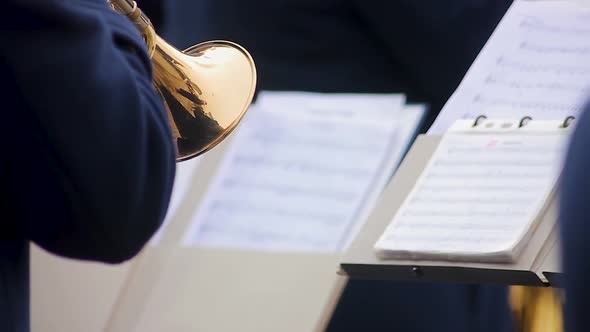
[472,115,575,129]
[562,116,575,128]
[473,115,488,127]
[519,116,533,128]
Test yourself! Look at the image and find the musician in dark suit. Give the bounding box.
[0,0,175,331]
[164,0,515,331]
[165,0,513,128]
[560,107,590,332]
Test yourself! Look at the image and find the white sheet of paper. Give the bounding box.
[429,1,590,134]
[376,119,568,262]
[150,157,201,245]
[181,92,424,252]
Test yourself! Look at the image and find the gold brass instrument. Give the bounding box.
[109,0,256,161]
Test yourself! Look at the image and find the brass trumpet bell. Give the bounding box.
[109,0,256,161]
[153,38,257,161]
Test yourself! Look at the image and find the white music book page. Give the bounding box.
[429,1,590,134]
[181,92,425,252]
[375,119,569,263]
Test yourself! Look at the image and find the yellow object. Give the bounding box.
[510,286,563,332]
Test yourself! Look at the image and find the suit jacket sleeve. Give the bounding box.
[560,104,590,332]
[349,0,513,104]
[0,0,176,263]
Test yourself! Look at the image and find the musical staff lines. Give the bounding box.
[375,131,566,262]
[182,93,422,252]
[429,1,590,133]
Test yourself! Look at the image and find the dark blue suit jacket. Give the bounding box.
[164,1,514,331]
[0,0,175,331]
[561,105,590,332]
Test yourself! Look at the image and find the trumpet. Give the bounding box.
[109,0,256,161]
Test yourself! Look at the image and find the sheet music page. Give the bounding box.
[376,120,568,262]
[181,92,423,252]
[429,1,590,134]
[150,157,201,245]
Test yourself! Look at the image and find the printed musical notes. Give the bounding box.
[429,1,590,133]
[375,119,568,262]
[182,92,425,252]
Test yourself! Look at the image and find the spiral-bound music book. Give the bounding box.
[340,0,585,286]
[340,129,565,286]
[374,117,570,263]
[372,0,582,264]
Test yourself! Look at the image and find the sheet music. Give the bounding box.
[376,120,567,262]
[182,92,424,252]
[150,157,201,245]
[429,1,590,134]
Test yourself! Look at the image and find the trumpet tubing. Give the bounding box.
[109,0,256,161]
